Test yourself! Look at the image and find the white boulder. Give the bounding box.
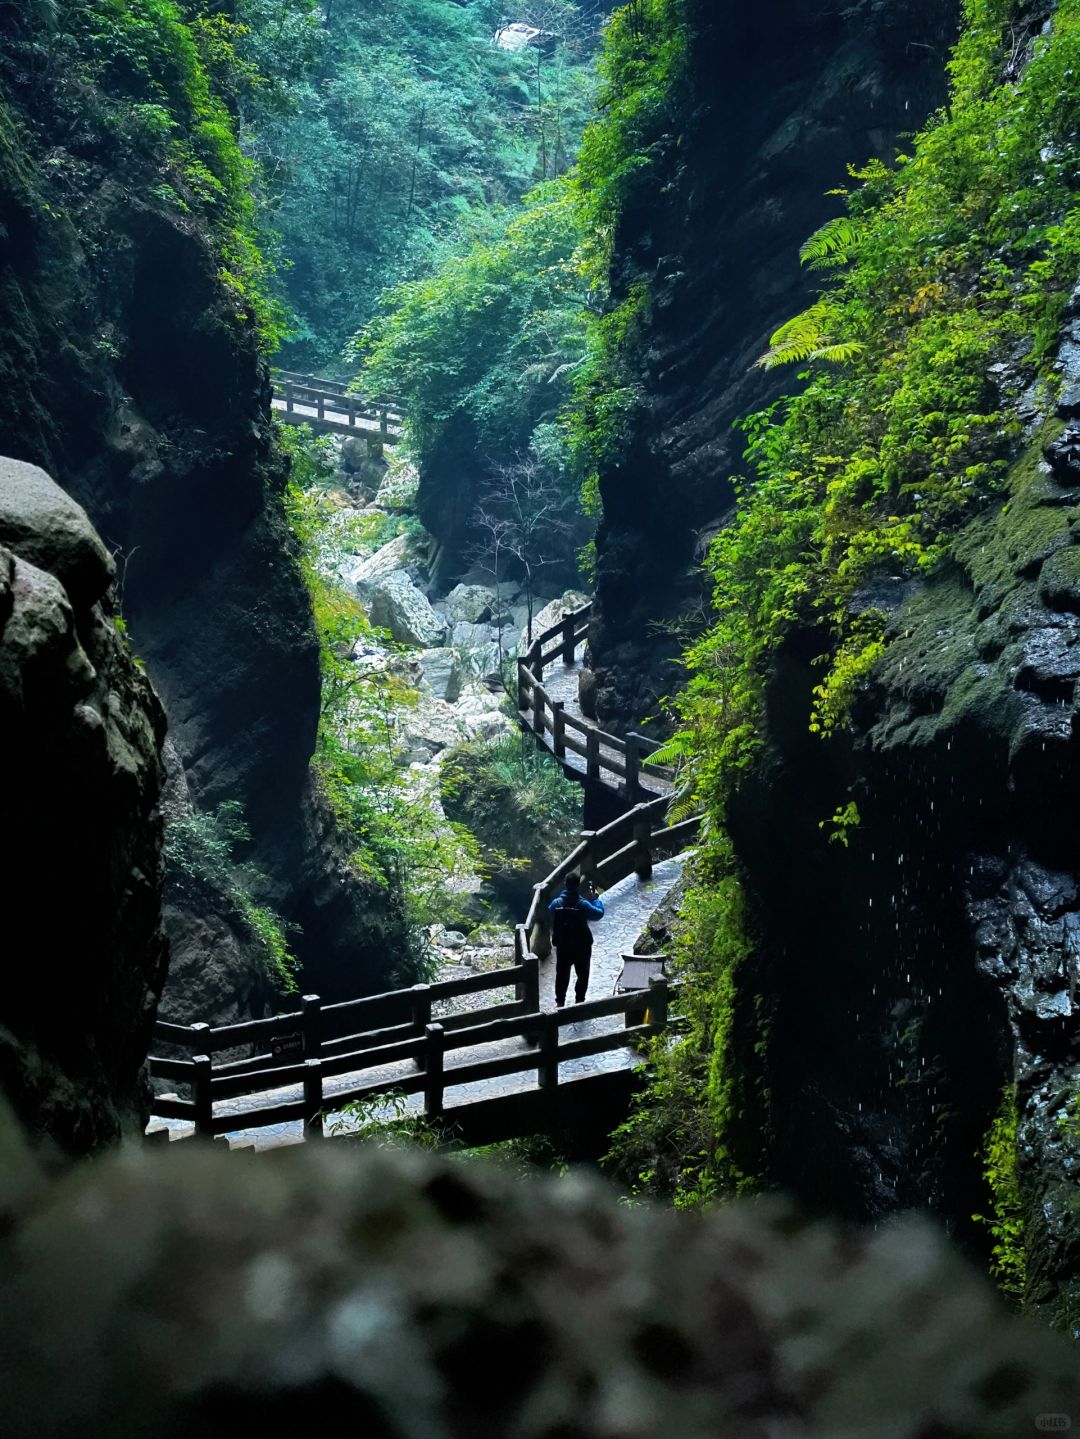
[357,569,447,648]
[518,591,589,656]
[443,583,498,624]
[416,647,463,703]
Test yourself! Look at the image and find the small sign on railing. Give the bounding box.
[271,1032,304,1060]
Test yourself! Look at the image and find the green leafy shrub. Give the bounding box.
[282,433,483,962]
[670,0,1080,806]
[597,0,1080,1210]
[440,732,581,917]
[165,800,298,994]
[973,1085,1027,1304]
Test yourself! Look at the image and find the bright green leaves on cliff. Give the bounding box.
[574,0,687,261]
[165,800,298,994]
[249,0,600,369]
[283,433,482,951]
[358,185,589,471]
[973,1085,1027,1304]
[669,0,1080,822]
[564,0,687,497]
[54,0,284,343]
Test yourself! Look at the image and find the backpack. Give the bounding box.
[551,898,591,954]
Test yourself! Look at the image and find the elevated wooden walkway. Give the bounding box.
[148,602,699,1151]
[517,602,673,804]
[270,369,404,443]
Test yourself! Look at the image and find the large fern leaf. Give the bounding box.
[756,302,862,370]
[799,216,863,269]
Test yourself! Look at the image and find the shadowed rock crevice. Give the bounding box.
[0,458,166,1157]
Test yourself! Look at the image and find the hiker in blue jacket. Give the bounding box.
[548,872,605,1008]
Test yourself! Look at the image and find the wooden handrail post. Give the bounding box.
[302,994,322,1060]
[304,1059,325,1141]
[285,380,294,413]
[412,983,432,1070]
[192,1053,212,1140]
[561,613,576,666]
[632,803,653,880]
[532,686,545,736]
[586,728,601,780]
[530,885,552,960]
[552,700,566,759]
[412,983,432,1032]
[317,392,326,421]
[522,954,540,1013]
[538,1011,559,1091]
[189,1020,211,1054]
[625,733,642,805]
[380,405,389,441]
[532,640,544,683]
[578,831,598,883]
[348,397,356,427]
[424,1023,445,1120]
[648,976,670,1030]
[514,923,529,964]
[517,657,529,714]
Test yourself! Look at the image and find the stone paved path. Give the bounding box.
[149,856,686,1152]
[537,644,671,798]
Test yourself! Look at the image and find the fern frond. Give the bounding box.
[756,301,831,369]
[756,302,861,370]
[809,340,865,364]
[799,216,863,269]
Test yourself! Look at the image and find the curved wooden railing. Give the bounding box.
[147,954,673,1145]
[516,601,675,803]
[271,369,405,443]
[148,610,701,1149]
[520,797,700,960]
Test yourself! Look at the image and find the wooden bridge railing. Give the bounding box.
[522,796,701,960]
[271,369,404,442]
[148,959,673,1144]
[516,601,675,804]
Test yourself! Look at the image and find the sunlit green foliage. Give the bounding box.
[243,0,600,368]
[564,0,687,505]
[52,0,286,343]
[282,431,484,955]
[165,800,298,993]
[358,183,589,472]
[973,1085,1027,1304]
[670,0,1080,811]
[602,0,1080,1208]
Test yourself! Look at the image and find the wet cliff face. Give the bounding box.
[588,0,960,728]
[589,1,1080,1323]
[726,400,1080,1330]
[0,459,166,1156]
[0,11,408,1015]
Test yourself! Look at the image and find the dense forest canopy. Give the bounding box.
[229,0,608,369]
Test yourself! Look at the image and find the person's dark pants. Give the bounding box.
[555,947,591,1006]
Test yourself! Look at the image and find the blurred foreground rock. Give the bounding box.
[0,1118,1076,1439]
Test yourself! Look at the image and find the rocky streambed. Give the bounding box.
[318,448,588,943]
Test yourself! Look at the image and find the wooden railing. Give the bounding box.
[522,796,701,959]
[516,601,674,803]
[149,607,700,1148]
[271,369,404,442]
[148,955,673,1143]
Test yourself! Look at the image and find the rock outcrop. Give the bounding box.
[0,1124,1076,1437]
[0,9,409,1013]
[587,0,961,729]
[0,459,166,1156]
